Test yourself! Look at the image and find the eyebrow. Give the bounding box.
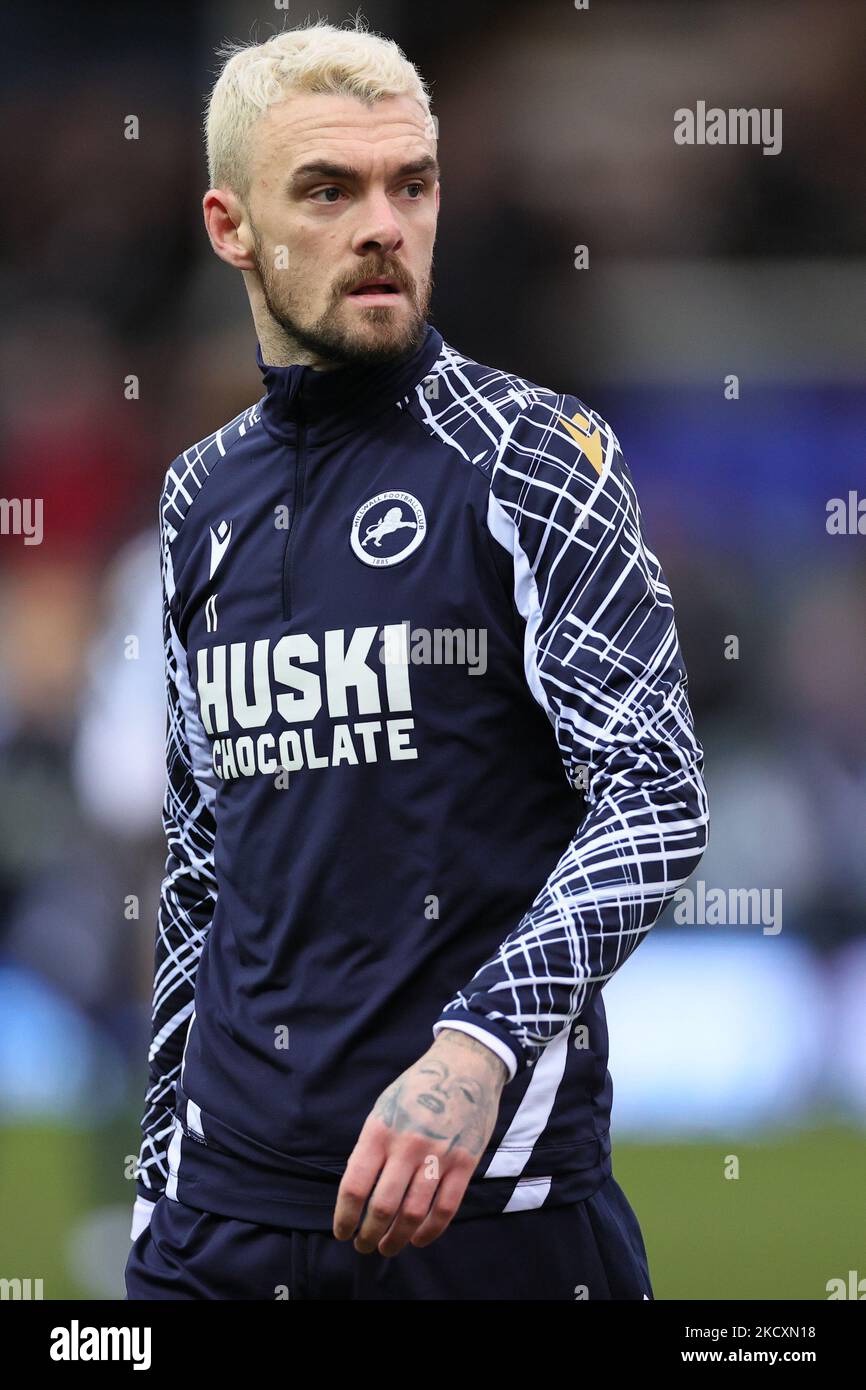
[288,154,440,193]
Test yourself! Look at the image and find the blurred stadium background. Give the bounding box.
[1,0,864,1300]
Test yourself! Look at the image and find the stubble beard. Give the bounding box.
[251,226,432,368]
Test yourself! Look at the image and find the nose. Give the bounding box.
[351,188,405,257]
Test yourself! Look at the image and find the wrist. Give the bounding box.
[433,1026,509,1087]
[431,1015,521,1083]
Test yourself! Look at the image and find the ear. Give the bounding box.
[203,188,257,272]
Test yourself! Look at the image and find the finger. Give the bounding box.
[333,1125,387,1240]
[409,1165,470,1248]
[376,1164,439,1257]
[353,1155,417,1254]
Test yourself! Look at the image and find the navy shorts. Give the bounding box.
[125,1173,653,1301]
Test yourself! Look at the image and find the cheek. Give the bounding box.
[293,230,339,275]
[409,217,437,256]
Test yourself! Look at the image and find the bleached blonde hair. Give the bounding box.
[205,17,436,199]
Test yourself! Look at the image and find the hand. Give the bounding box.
[332,1028,508,1256]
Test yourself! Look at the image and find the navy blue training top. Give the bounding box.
[133,322,709,1229]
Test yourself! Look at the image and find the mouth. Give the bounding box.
[417,1093,445,1114]
[345,276,405,301]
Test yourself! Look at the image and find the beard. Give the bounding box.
[251,224,432,368]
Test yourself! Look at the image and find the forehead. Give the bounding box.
[249,91,435,176]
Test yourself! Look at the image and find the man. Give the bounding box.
[125,19,709,1301]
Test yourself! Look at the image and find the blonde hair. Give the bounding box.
[205,16,436,199]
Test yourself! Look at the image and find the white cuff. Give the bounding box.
[130,1194,158,1241]
[432,1020,519,1082]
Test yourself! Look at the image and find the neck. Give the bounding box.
[254,320,443,445]
[247,279,340,370]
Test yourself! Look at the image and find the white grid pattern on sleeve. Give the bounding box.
[408,351,709,1069]
[134,404,259,1194]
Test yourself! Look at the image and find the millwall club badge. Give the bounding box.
[350,491,426,567]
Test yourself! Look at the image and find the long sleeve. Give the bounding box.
[432,396,710,1081]
[133,485,219,1212]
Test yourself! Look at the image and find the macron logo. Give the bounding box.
[209,519,233,580]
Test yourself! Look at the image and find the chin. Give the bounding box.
[345,313,422,354]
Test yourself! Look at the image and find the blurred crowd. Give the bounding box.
[1,0,864,1140]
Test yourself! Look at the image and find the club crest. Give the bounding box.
[350,491,426,567]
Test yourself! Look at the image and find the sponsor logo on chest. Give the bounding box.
[197,624,415,781]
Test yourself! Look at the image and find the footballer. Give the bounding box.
[125,18,709,1301]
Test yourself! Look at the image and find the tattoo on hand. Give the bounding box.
[372,1051,501,1158]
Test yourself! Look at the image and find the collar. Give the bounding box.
[256,321,443,445]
